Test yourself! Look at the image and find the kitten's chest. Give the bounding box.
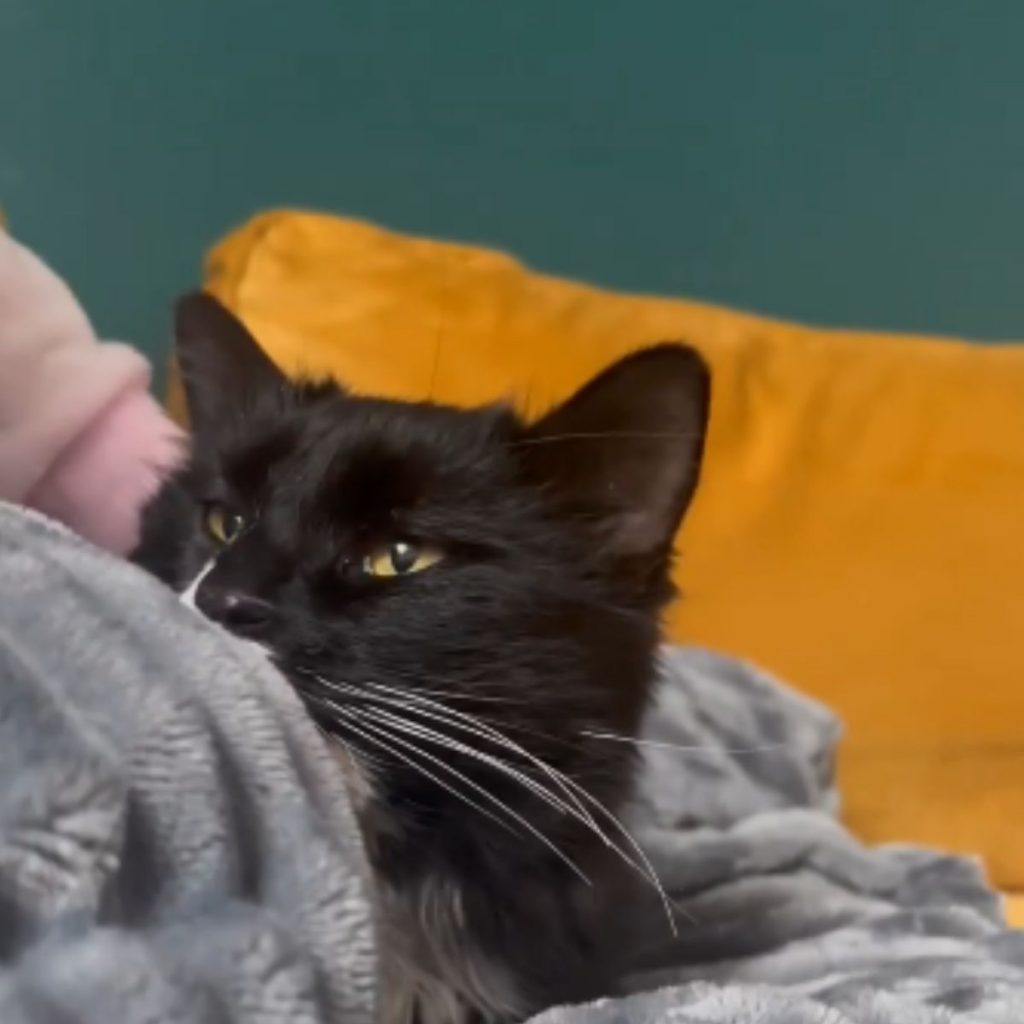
[374,873,522,1024]
[330,747,521,1023]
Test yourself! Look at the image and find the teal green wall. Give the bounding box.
[3,1,1022,369]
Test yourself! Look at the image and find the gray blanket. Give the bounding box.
[0,503,1021,1023]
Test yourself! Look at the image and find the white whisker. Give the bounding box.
[361,702,586,826]
[324,705,517,836]
[360,682,596,819]
[305,676,684,931]
[392,688,684,931]
[580,730,787,756]
[328,688,593,839]
[311,676,681,931]
[324,699,593,886]
[361,686,653,910]
[537,759,686,932]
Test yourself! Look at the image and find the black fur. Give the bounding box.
[134,293,711,1024]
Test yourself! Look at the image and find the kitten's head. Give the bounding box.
[141,294,709,844]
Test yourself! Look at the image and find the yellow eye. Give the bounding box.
[363,542,443,578]
[205,504,245,545]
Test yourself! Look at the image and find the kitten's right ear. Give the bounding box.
[174,291,287,439]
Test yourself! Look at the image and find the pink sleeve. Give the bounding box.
[0,231,186,554]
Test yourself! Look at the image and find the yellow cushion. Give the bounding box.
[172,210,1024,892]
[1008,894,1024,929]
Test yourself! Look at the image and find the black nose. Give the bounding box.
[195,585,277,639]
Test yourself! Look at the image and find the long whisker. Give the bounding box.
[326,706,518,837]
[352,708,592,885]
[296,667,530,710]
[546,761,687,932]
[328,699,593,886]
[403,688,527,707]
[306,677,681,932]
[335,680,680,932]
[375,686,686,931]
[359,701,587,826]
[322,683,596,838]
[361,682,598,820]
[353,684,648,888]
[580,730,788,755]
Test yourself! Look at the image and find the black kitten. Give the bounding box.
[134,294,710,1024]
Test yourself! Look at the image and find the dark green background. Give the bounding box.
[3,1,1021,370]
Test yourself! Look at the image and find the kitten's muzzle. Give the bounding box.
[195,584,278,641]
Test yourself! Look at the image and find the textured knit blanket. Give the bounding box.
[0,503,1021,1023]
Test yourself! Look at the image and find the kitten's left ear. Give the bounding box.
[174,291,287,439]
[520,344,710,578]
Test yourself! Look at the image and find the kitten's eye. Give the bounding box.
[363,542,443,578]
[204,503,245,546]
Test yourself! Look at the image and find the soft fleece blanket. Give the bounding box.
[0,503,1021,1023]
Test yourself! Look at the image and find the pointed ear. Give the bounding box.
[174,291,287,439]
[520,344,710,576]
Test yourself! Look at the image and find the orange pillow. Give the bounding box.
[171,210,1024,895]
